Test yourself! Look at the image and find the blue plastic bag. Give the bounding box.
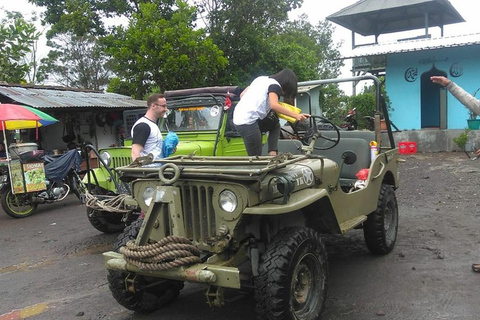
[162,131,179,157]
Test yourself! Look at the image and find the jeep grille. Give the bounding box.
[111,156,131,169]
[180,185,216,244]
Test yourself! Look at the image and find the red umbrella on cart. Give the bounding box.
[0,104,59,158]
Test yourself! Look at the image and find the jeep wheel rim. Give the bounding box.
[291,253,321,317]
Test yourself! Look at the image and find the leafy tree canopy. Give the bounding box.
[28,0,175,38]
[103,1,227,99]
[26,0,348,107]
[269,17,344,82]
[344,77,392,129]
[38,34,111,90]
[193,0,304,85]
[0,11,41,83]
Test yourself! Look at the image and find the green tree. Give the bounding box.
[263,17,344,82]
[103,1,227,98]
[344,77,392,129]
[29,0,175,38]
[194,1,343,87]
[38,33,111,90]
[319,84,349,125]
[194,0,303,85]
[0,11,42,83]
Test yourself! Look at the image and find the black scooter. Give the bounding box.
[340,107,358,131]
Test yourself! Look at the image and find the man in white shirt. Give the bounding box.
[131,93,168,161]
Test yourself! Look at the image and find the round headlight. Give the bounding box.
[100,151,111,167]
[219,189,237,213]
[142,187,155,207]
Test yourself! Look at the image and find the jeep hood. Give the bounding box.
[174,140,214,156]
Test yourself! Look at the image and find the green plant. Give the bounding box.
[453,128,471,149]
[345,79,393,130]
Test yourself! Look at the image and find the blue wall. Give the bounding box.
[386,45,480,129]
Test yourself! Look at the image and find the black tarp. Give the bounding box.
[44,149,81,183]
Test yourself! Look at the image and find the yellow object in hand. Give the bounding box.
[278,102,301,123]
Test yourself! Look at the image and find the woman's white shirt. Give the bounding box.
[233,76,281,126]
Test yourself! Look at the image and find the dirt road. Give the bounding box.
[321,151,480,320]
[1,152,480,320]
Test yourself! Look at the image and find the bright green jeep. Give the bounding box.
[84,86,263,233]
[102,75,401,319]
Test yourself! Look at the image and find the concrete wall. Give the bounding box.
[389,129,480,152]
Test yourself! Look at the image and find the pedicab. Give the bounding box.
[0,103,86,218]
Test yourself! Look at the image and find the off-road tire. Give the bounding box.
[1,185,38,218]
[363,184,398,254]
[108,219,184,313]
[254,227,328,320]
[87,208,125,234]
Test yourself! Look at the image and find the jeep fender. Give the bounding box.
[82,167,112,191]
[243,188,329,215]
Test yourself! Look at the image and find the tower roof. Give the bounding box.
[327,0,464,36]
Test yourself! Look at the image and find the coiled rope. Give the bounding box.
[120,235,202,271]
[85,192,130,213]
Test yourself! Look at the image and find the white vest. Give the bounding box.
[131,117,163,160]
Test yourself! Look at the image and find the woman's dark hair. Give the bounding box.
[270,68,298,105]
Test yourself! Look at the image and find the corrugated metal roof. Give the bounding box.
[0,84,146,109]
[327,0,464,36]
[298,85,321,94]
[342,33,480,59]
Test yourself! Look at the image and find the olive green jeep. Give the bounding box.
[103,75,401,319]
[84,86,266,233]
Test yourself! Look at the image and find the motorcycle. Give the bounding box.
[339,107,358,131]
[0,149,87,218]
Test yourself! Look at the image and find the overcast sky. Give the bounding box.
[2,0,478,86]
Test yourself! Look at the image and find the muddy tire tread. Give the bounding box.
[363,184,398,255]
[87,208,125,234]
[108,219,183,313]
[254,227,328,320]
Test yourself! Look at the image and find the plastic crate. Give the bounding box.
[398,141,417,154]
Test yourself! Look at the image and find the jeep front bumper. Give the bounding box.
[103,251,241,289]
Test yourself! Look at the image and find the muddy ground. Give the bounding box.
[321,151,480,319]
[1,152,480,320]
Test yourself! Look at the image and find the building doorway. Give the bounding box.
[421,66,447,129]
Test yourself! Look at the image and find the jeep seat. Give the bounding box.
[272,131,374,186]
[265,139,304,155]
[313,138,370,180]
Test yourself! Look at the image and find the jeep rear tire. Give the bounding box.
[254,227,328,320]
[87,208,125,234]
[363,184,398,254]
[107,219,184,313]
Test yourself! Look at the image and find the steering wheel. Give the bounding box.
[290,116,340,150]
[283,120,314,144]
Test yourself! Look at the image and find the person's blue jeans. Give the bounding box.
[235,121,280,156]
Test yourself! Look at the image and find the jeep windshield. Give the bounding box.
[162,105,222,132]
[162,86,242,132]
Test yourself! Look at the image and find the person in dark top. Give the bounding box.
[0,142,6,158]
[233,68,309,156]
[131,93,168,161]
